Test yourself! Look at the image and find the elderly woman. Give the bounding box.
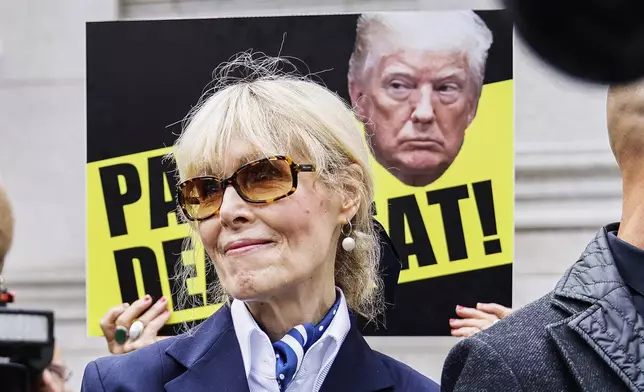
[81,53,438,392]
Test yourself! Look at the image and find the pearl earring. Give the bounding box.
[341,221,356,252]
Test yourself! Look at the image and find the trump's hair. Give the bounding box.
[348,10,494,97]
[169,52,384,327]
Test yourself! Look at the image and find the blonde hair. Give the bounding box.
[348,11,493,97]
[169,52,384,325]
[0,185,14,267]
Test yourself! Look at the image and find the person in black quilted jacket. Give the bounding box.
[441,80,644,392]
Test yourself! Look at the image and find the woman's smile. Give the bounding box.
[223,238,276,255]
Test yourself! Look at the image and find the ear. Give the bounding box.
[338,163,363,224]
[348,77,369,120]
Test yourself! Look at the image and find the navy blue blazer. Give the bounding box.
[81,305,439,392]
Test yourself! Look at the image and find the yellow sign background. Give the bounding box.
[86,79,513,336]
[372,80,514,283]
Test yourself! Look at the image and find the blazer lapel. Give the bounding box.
[163,305,251,392]
[320,317,395,392]
[547,316,628,392]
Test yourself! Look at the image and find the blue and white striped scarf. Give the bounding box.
[272,294,341,391]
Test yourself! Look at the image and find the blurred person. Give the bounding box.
[449,302,513,337]
[348,11,493,187]
[81,53,438,392]
[0,183,14,273]
[35,345,72,392]
[0,185,71,392]
[441,80,644,391]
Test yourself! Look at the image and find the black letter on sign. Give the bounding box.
[114,247,162,305]
[163,238,204,311]
[427,185,469,261]
[388,195,437,269]
[472,180,502,255]
[99,164,142,237]
[148,155,180,230]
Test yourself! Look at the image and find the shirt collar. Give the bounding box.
[607,231,644,297]
[230,287,350,379]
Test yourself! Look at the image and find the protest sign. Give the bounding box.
[86,10,513,336]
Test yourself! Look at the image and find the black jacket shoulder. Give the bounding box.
[441,224,642,392]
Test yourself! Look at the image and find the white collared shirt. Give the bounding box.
[231,289,351,392]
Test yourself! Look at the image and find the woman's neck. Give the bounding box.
[246,278,337,342]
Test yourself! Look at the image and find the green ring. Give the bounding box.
[114,325,129,345]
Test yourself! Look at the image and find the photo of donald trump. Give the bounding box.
[348,11,494,187]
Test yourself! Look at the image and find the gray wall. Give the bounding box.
[0,0,620,391]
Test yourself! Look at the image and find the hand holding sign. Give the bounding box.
[449,302,514,337]
[99,295,171,354]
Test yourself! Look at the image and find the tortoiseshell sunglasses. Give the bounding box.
[177,155,316,221]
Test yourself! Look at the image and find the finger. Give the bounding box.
[40,369,58,392]
[123,316,170,352]
[41,368,53,384]
[123,310,171,353]
[477,302,514,319]
[115,295,153,329]
[449,317,493,330]
[450,327,481,338]
[99,303,130,336]
[137,296,169,325]
[108,345,125,355]
[143,308,171,336]
[455,305,497,321]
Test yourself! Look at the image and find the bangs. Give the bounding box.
[173,79,337,181]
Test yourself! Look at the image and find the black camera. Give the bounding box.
[0,277,55,392]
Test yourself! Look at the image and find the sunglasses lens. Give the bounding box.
[177,158,296,220]
[237,158,293,201]
[179,178,222,220]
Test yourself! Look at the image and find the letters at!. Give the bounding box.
[373,179,511,285]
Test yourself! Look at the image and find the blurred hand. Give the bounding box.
[37,367,68,392]
[450,303,514,338]
[35,345,71,392]
[100,295,171,354]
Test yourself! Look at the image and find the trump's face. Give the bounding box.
[350,48,479,187]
